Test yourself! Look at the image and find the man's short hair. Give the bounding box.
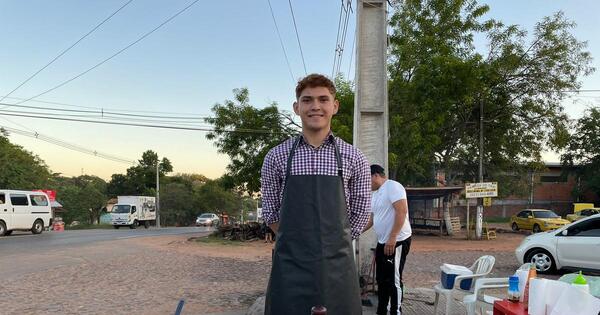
[370,164,385,176]
[295,74,336,99]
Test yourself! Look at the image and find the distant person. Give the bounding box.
[261,73,371,315]
[362,164,412,315]
[262,221,273,243]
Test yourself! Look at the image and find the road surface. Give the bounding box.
[0,226,212,278]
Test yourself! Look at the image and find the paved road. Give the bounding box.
[0,226,212,255]
[0,227,213,279]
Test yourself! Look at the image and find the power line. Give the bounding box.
[0,0,134,104]
[0,111,287,134]
[1,103,210,120]
[0,95,211,116]
[0,125,136,165]
[332,0,353,78]
[347,28,356,81]
[5,0,201,107]
[266,0,296,84]
[0,108,214,127]
[287,0,307,75]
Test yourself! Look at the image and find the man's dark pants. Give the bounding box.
[375,236,411,315]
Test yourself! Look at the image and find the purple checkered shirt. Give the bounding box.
[260,133,371,239]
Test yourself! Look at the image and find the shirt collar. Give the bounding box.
[299,131,335,148]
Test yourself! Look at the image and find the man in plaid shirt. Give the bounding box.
[262,74,370,315]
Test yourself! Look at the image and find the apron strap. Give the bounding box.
[332,137,343,178]
[284,134,344,183]
[285,136,302,184]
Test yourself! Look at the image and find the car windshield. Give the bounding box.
[199,214,213,218]
[113,205,131,213]
[533,211,559,218]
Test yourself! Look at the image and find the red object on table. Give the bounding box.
[493,299,528,315]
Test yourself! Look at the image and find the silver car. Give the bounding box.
[195,213,220,226]
[515,213,600,273]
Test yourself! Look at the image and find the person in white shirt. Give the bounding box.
[362,164,412,315]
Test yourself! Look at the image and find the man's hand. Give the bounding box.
[384,238,396,256]
[269,222,279,234]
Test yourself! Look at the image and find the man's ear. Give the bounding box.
[293,101,299,115]
[333,99,339,115]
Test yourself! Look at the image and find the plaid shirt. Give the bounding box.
[260,133,371,239]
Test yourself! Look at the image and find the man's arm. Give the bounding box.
[261,151,282,234]
[362,213,373,233]
[348,151,371,239]
[384,198,408,255]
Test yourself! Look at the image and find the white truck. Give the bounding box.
[111,196,156,229]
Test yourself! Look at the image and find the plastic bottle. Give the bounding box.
[310,305,327,315]
[522,263,537,306]
[508,275,521,302]
[571,271,590,294]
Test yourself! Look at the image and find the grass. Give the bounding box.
[485,217,511,223]
[64,223,114,230]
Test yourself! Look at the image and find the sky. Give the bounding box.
[0,0,599,181]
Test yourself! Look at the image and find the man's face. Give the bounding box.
[371,174,379,191]
[293,86,339,133]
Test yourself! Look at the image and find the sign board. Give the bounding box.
[465,182,498,198]
[34,189,56,201]
[483,197,492,207]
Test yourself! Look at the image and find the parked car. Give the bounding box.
[510,209,570,233]
[515,213,600,273]
[566,208,600,222]
[196,213,220,226]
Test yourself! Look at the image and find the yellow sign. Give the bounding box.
[465,182,498,198]
[483,197,492,207]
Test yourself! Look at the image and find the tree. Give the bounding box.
[107,150,173,197]
[561,107,600,198]
[50,175,107,224]
[387,0,593,195]
[205,88,298,194]
[0,130,51,189]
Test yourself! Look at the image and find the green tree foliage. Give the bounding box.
[0,130,51,189]
[561,107,600,198]
[107,150,173,197]
[205,88,298,193]
[331,75,355,143]
[49,175,107,224]
[387,0,593,195]
[159,174,252,226]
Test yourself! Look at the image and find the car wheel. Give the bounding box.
[130,220,138,229]
[526,248,556,274]
[532,224,541,233]
[144,221,150,229]
[511,222,519,231]
[0,221,6,236]
[31,219,44,234]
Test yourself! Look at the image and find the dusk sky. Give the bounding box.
[1,0,598,180]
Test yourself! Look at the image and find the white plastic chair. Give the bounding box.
[433,255,496,315]
[463,277,509,315]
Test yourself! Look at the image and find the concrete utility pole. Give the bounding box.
[355,0,388,275]
[156,161,161,228]
[475,100,484,239]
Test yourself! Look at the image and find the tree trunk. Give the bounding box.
[443,196,453,236]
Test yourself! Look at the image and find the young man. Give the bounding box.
[363,164,412,315]
[261,73,371,315]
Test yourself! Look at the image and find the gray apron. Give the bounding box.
[264,136,362,315]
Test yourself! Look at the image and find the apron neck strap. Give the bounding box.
[285,135,344,182]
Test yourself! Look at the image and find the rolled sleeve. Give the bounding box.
[348,151,371,239]
[261,150,282,225]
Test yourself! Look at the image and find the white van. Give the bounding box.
[0,190,52,236]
